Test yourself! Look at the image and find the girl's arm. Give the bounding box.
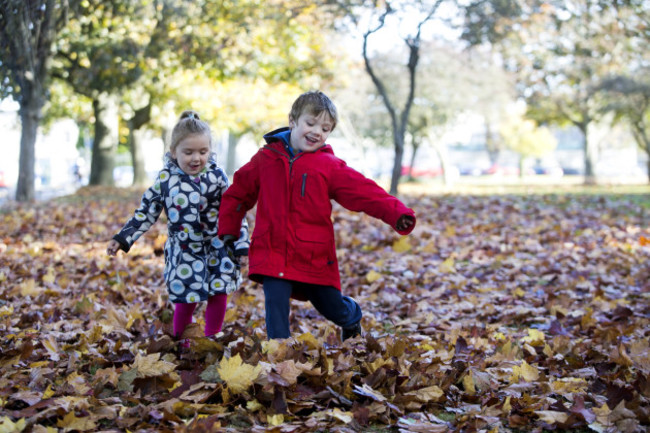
[110,178,164,253]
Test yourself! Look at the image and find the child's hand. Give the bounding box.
[106,239,121,256]
[396,214,415,232]
[238,255,249,267]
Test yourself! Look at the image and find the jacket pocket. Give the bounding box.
[292,227,332,273]
[249,226,270,268]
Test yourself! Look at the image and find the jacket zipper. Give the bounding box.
[301,173,307,197]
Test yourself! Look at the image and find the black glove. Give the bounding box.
[222,234,237,261]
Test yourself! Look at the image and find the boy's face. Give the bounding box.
[289,111,334,153]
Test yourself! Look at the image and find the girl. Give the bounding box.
[107,110,249,343]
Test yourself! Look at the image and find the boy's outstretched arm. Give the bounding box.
[330,161,416,235]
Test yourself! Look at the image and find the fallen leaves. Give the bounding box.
[0,188,649,431]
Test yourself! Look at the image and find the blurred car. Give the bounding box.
[483,163,520,176]
[401,165,444,177]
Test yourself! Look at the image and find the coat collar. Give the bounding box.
[262,127,335,157]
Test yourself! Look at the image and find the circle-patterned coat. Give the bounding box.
[112,154,250,303]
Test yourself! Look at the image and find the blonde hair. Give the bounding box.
[169,110,212,153]
[289,91,338,130]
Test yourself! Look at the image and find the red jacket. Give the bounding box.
[218,128,416,293]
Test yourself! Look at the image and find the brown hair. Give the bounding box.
[169,110,212,153]
[289,91,338,130]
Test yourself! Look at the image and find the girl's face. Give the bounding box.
[171,134,211,175]
[289,111,334,153]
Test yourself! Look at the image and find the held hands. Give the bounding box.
[106,239,121,256]
[223,234,248,267]
[396,214,415,232]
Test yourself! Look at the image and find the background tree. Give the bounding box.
[331,0,445,195]
[0,0,80,201]
[601,74,650,183]
[51,0,337,186]
[499,106,557,177]
[53,0,150,186]
[462,0,644,184]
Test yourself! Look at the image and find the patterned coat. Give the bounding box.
[113,154,249,303]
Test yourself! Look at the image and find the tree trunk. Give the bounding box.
[485,119,499,165]
[630,123,650,184]
[408,141,420,181]
[580,123,597,185]
[89,92,119,186]
[430,139,452,186]
[130,128,148,186]
[128,103,152,187]
[390,134,405,195]
[226,131,239,178]
[16,96,42,202]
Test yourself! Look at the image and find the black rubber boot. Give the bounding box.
[341,322,362,341]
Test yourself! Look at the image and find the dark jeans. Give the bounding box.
[263,276,362,339]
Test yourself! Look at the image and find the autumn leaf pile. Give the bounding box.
[1,186,649,432]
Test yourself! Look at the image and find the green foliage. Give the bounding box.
[499,108,557,158]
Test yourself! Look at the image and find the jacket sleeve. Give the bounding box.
[112,178,164,252]
[329,159,416,235]
[216,167,250,255]
[217,152,261,238]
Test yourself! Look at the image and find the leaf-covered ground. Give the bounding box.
[0,186,649,432]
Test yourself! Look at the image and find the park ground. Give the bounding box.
[0,182,649,432]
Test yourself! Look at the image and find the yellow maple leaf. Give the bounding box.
[521,328,545,346]
[42,335,60,361]
[132,353,176,378]
[509,360,539,383]
[0,416,26,433]
[439,257,455,273]
[42,385,55,399]
[392,236,411,253]
[550,377,588,395]
[593,403,611,426]
[462,372,476,395]
[66,372,91,395]
[275,360,302,386]
[56,412,96,431]
[502,396,512,414]
[297,332,321,350]
[42,267,56,284]
[365,270,382,283]
[406,385,444,402]
[330,408,353,423]
[19,279,41,297]
[217,353,261,394]
[0,305,12,318]
[267,414,284,426]
[246,400,263,412]
[535,411,568,424]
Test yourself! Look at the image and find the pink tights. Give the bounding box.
[173,294,227,338]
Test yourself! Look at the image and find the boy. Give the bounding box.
[218,91,416,340]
